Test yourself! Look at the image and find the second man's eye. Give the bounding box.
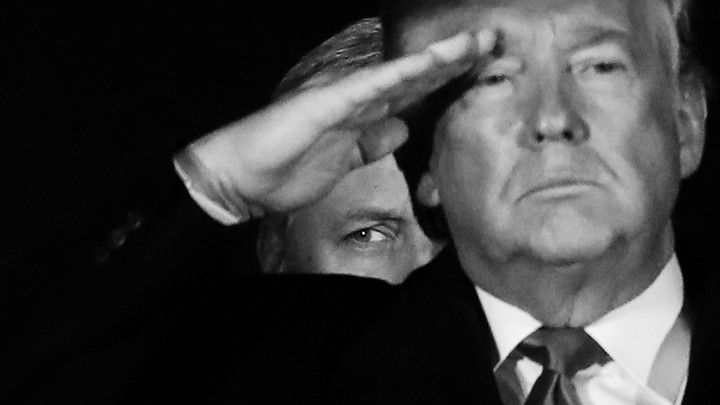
[347,228,391,244]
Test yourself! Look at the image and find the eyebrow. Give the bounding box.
[562,25,630,53]
[486,15,630,56]
[340,207,406,223]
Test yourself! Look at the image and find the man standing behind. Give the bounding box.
[256,18,443,283]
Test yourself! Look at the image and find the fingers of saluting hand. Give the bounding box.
[321,29,498,128]
[182,30,497,216]
[352,118,409,167]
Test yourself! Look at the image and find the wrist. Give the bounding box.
[174,146,265,223]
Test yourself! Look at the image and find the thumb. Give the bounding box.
[356,118,409,166]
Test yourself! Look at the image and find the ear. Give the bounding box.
[256,217,289,274]
[416,172,441,207]
[677,76,707,178]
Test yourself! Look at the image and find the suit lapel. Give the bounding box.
[679,248,720,404]
[335,246,504,404]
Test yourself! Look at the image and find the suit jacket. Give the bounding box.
[333,239,720,404]
[4,148,718,404]
[1,147,394,405]
[157,238,719,405]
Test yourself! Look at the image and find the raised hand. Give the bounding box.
[179,30,496,218]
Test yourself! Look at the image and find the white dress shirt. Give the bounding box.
[174,158,243,225]
[477,255,690,405]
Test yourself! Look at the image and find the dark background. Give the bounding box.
[3,1,719,261]
[3,2,377,260]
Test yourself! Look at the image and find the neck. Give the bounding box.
[459,226,675,327]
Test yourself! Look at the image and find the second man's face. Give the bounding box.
[404,0,699,269]
[282,155,443,284]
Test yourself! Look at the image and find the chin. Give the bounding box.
[524,213,616,265]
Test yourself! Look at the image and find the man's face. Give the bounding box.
[404,0,703,270]
[281,155,443,284]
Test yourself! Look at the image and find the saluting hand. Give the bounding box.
[180,30,496,217]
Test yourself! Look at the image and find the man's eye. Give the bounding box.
[346,228,391,245]
[577,60,628,76]
[592,61,627,74]
[477,73,510,87]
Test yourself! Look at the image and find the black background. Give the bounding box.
[3,1,719,260]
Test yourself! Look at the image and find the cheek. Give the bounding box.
[433,99,523,201]
[584,81,680,215]
[332,247,407,282]
[626,114,680,215]
[430,101,525,247]
[297,241,391,277]
[284,210,337,273]
[284,228,320,273]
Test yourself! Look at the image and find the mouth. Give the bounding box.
[519,179,602,201]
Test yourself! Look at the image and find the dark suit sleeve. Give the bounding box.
[149,273,395,405]
[1,139,260,404]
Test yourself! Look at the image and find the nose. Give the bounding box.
[521,78,589,149]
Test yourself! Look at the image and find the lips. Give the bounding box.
[519,178,603,201]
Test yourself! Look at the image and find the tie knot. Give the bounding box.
[517,327,609,376]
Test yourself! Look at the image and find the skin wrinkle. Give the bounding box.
[396,0,703,326]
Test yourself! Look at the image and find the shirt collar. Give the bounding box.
[476,286,541,371]
[476,254,684,383]
[585,255,683,385]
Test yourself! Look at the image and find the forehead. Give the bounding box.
[305,156,411,222]
[396,0,671,54]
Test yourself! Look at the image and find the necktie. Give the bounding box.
[501,327,609,405]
